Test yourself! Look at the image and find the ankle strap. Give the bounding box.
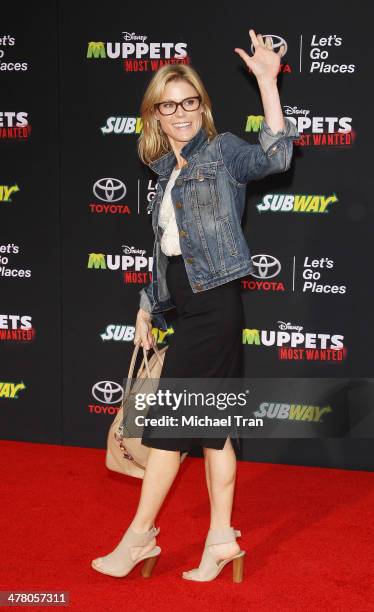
[126,525,160,546]
[206,527,241,546]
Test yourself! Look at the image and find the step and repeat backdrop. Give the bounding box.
[1,2,373,470]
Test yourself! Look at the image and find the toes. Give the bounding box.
[183,569,199,579]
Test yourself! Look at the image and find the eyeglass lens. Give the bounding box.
[157,97,200,115]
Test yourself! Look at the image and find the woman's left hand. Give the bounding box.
[235,29,285,82]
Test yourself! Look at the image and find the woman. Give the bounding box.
[91,29,299,583]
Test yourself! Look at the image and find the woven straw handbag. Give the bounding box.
[106,340,188,478]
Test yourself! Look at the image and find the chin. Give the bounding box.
[171,124,199,140]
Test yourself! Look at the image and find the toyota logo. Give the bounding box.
[250,34,288,57]
[250,254,281,279]
[92,381,123,404]
[93,178,127,203]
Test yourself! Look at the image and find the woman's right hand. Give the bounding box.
[134,308,155,350]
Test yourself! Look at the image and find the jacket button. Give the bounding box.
[186,257,193,264]
[194,283,203,291]
[176,202,182,208]
[179,230,187,237]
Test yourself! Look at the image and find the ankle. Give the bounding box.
[209,524,232,531]
[130,521,155,534]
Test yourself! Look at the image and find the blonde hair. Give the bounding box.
[137,64,218,166]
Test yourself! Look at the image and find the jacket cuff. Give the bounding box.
[139,288,153,315]
[258,117,300,153]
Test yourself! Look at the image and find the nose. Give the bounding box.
[175,104,186,117]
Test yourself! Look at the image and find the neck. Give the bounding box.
[170,123,203,170]
[175,160,186,170]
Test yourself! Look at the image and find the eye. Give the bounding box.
[185,98,195,106]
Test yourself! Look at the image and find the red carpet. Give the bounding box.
[1,440,374,611]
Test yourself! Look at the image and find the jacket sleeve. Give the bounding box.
[139,283,153,316]
[219,117,300,185]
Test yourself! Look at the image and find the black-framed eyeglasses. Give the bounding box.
[154,95,202,116]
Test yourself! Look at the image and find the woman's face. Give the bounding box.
[154,79,204,151]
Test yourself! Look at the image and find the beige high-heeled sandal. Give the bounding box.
[91,525,161,578]
[182,526,245,583]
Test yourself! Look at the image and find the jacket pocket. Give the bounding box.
[221,216,238,256]
[185,162,219,207]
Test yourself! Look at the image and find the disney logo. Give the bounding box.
[122,32,147,42]
[121,245,146,256]
[283,106,310,116]
[278,321,304,332]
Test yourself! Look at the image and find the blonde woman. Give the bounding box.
[92,29,299,582]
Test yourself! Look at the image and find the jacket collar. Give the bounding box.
[148,125,209,176]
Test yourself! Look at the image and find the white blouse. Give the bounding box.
[158,166,182,256]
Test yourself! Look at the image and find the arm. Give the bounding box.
[235,29,287,133]
[135,285,154,350]
[257,76,285,134]
[219,118,299,185]
[139,284,153,317]
[221,29,299,183]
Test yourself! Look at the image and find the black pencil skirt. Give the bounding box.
[141,254,244,453]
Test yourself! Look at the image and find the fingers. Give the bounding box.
[248,28,258,48]
[249,29,265,47]
[265,35,273,50]
[249,29,277,52]
[234,47,253,65]
[277,43,286,57]
[135,337,151,350]
[134,320,153,350]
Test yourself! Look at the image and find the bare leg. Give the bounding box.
[93,447,181,573]
[203,437,240,560]
[131,447,180,533]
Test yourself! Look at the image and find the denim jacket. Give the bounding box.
[139,117,300,331]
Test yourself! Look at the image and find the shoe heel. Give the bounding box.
[141,554,160,578]
[232,553,245,583]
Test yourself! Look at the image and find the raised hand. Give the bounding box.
[234,29,285,82]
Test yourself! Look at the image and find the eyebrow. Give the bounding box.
[159,96,195,103]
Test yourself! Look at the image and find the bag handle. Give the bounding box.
[122,340,162,406]
[137,341,163,378]
[122,343,141,405]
